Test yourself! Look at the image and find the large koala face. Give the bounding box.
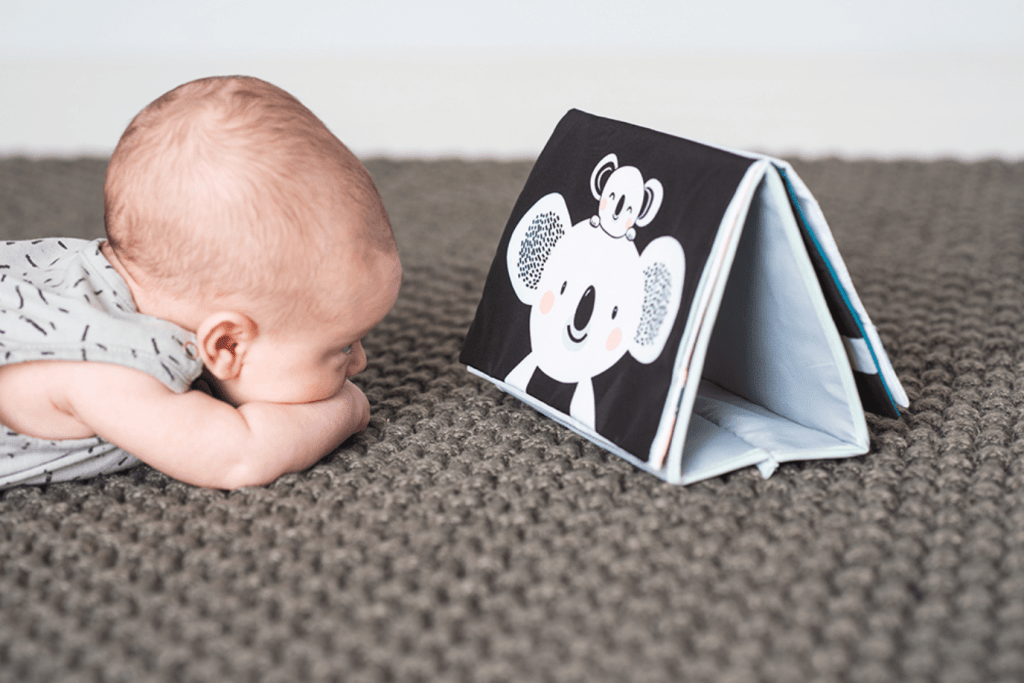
[507,192,685,385]
[531,226,643,383]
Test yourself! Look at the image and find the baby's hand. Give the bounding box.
[331,379,371,436]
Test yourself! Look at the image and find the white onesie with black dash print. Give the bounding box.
[0,238,204,488]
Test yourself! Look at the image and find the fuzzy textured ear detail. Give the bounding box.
[631,236,685,365]
[506,193,571,304]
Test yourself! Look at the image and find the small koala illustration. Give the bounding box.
[504,155,685,429]
[588,153,664,241]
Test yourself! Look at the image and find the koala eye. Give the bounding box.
[611,306,618,319]
[609,192,616,201]
[560,281,567,295]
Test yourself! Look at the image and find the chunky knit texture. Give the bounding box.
[1,156,1022,683]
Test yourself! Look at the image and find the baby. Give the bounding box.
[0,76,401,489]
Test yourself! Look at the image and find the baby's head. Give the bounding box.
[104,76,401,406]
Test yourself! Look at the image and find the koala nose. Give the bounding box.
[614,194,626,219]
[574,286,596,330]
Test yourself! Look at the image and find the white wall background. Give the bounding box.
[2,0,1022,159]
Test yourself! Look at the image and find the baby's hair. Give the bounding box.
[104,75,394,327]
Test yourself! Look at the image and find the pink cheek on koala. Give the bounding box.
[625,217,633,229]
[600,198,607,213]
[540,290,555,315]
[606,327,622,352]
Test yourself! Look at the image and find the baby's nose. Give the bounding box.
[347,342,368,377]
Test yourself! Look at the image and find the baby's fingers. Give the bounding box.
[336,381,370,432]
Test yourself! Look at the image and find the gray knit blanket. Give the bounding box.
[1,156,1022,683]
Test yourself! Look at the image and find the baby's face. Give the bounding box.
[214,250,401,407]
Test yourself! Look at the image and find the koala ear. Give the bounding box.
[635,178,664,228]
[506,192,571,304]
[630,236,685,364]
[591,153,618,200]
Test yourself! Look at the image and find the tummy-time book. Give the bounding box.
[460,110,907,484]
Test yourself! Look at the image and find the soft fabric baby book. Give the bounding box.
[460,110,907,484]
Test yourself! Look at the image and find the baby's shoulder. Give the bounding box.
[1,237,92,268]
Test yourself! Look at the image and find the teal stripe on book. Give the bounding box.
[774,164,900,416]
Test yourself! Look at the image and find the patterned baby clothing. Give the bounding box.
[0,238,204,488]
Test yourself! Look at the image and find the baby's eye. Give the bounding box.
[341,345,353,354]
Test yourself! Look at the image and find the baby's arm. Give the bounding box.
[1,361,369,489]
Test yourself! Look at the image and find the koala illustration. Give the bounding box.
[504,159,685,429]
[588,153,664,241]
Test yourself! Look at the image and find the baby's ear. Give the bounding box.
[195,312,258,380]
